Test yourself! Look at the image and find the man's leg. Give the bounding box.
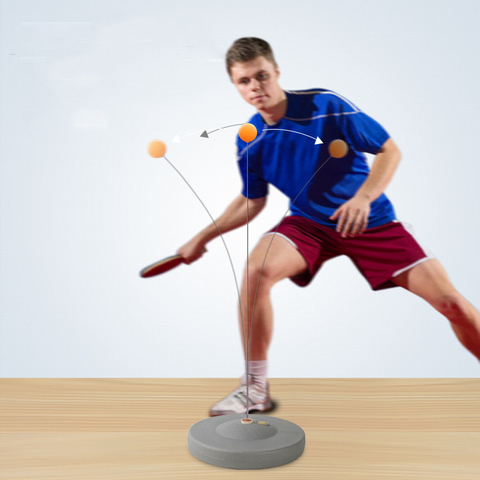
[238,234,308,361]
[391,258,480,360]
[208,234,309,417]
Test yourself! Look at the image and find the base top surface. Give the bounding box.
[187,414,305,470]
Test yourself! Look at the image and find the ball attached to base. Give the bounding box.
[239,123,257,143]
[148,140,167,158]
[328,139,348,158]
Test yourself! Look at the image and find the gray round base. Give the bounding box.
[187,413,305,470]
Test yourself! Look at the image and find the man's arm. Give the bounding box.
[330,137,402,238]
[177,194,267,263]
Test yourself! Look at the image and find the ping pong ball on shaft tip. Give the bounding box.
[328,139,348,158]
[148,140,166,158]
[239,123,257,143]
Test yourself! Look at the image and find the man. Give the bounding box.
[177,37,480,417]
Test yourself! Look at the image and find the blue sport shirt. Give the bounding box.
[236,88,397,229]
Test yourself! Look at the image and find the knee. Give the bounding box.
[244,261,277,292]
[432,292,470,322]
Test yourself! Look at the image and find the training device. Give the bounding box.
[188,413,305,469]
[145,125,347,469]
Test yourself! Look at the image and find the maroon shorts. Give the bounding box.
[263,215,433,291]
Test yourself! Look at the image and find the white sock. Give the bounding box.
[245,360,268,389]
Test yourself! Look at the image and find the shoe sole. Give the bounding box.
[209,401,274,417]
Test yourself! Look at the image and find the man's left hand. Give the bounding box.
[330,195,371,238]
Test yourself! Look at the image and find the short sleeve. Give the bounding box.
[236,140,268,199]
[340,111,390,155]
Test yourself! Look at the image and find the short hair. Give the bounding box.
[225,37,278,77]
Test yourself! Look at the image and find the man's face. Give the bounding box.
[230,56,281,110]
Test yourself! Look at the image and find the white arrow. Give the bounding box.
[172,130,204,143]
[173,123,244,143]
[263,128,322,145]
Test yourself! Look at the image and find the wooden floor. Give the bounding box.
[1,379,479,479]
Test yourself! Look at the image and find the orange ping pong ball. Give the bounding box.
[148,140,166,158]
[328,139,348,158]
[239,123,257,143]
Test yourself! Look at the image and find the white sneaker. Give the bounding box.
[208,373,273,417]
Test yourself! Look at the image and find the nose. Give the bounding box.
[250,78,261,92]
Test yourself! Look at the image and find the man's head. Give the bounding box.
[226,37,278,77]
[226,37,284,112]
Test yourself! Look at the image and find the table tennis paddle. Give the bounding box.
[140,248,206,278]
[140,255,184,278]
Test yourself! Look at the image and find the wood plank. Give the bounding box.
[1,379,479,479]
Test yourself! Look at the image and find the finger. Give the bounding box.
[358,215,368,234]
[359,210,370,234]
[350,213,364,237]
[330,208,340,220]
[343,210,360,238]
[336,209,347,233]
[339,207,354,236]
[342,215,355,238]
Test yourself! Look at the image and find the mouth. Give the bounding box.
[252,95,264,101]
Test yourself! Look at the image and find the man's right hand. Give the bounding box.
[176,238,208,265]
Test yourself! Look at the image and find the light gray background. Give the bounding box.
[1,0,479,378]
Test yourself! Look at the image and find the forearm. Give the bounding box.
[355,138,402,202]
[195,194,266,244]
